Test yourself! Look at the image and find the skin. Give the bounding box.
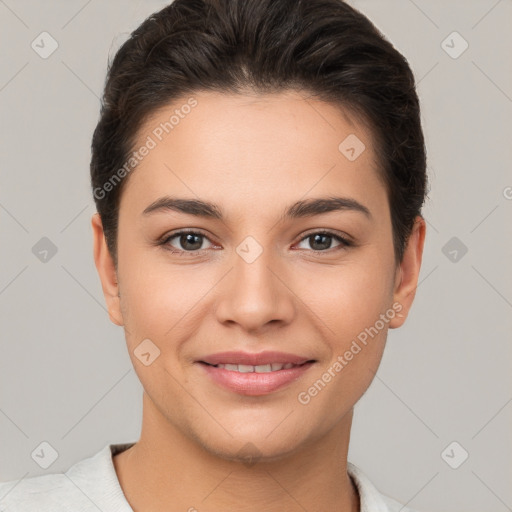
[92,90,426,512]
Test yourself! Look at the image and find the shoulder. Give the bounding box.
[0,442,134,512]
[347,461,421,512]
[380,493,420,512]
[0,472,85,512]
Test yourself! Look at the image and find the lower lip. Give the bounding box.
[197,362,315,396]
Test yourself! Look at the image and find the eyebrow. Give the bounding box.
[142,195,372,221]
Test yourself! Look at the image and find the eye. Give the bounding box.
[158,229,352,255]
[295,230,352,252]
[160,230,214,253]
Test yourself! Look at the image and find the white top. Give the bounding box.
[0,442,419,512]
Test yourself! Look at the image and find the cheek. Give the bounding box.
[332,260,393,373]
[118,254,218,351]
[307,253,394,338]
[116,241,170,340]
[296,262,392,418]
[121,271,182,341]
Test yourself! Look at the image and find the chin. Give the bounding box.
[204,437,304,466]
[188,421,309,465]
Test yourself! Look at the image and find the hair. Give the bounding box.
[90,0,428,269]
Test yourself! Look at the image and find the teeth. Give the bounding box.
[255,364,272,373]
[216,363,297,372]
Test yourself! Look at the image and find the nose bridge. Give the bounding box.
[233,237,280,311]
[235,240,275,299]
[215,234,294,331]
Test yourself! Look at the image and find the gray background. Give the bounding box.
[1,1,511,511]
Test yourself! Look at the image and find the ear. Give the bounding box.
[91,213,124,326]
[389,215,426,329]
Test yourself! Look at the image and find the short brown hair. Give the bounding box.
[90,0,428,267]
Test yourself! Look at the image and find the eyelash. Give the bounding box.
[157,229,353,256]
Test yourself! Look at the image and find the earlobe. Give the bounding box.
[389,216,426,329]
[91,213,124,327]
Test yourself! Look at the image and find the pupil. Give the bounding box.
[182,233,202,250]
[312,234,330,250]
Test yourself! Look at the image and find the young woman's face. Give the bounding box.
[94,90,423,461]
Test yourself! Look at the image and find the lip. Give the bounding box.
[196,351,316,396]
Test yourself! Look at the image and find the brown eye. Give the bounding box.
[296,231,352,252]
[160,230,213,253]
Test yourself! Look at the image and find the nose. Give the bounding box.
[214,242,295,334]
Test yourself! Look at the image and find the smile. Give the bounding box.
[206,362,300,372]
[198,360,316,396]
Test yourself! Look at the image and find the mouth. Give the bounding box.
[199,361,315,373]
[198,350,315,367]
[195,351,317,396]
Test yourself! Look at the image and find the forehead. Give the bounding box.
[139,89,372,152]
[120,90,386,219]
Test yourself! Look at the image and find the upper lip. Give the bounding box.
[199,351,315,366]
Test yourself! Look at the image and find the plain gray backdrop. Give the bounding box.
[1,1,511,511]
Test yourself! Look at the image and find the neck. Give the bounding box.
[114,393,360,512]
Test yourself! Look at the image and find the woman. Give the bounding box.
[0,0,427,510]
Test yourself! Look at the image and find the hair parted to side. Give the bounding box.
[90,0,428,269]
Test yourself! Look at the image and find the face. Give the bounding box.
[93,90,425,462]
